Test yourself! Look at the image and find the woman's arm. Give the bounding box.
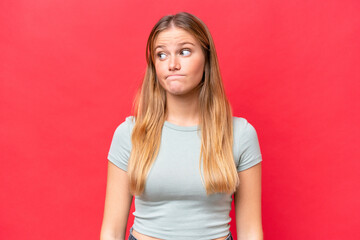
[100,161,133,240]
[234,162,263,240]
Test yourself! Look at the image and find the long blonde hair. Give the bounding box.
[128,12,239,196]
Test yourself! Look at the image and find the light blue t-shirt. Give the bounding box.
[107,116,262,240]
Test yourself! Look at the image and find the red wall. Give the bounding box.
[1,0,359,239]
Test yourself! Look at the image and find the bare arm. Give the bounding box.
[100,161,133,240]
[234,162,263,240]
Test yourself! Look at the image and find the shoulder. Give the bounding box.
[108,116,135,171]
[232,116,261,154]
[232,116,263,171]
[110,115,136,147]
[232,116,247,128]
[123,115,136,127]
[113,115,135,134]
[232,116,258,137]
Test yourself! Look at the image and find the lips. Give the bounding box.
[167,74,184,79]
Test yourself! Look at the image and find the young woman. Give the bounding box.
[100,12,263,240]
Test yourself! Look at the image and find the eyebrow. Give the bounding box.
[154,42,195,51]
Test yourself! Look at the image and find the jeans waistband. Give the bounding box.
[128,227,233,240]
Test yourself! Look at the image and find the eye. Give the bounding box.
[156,52,166,60]
[181,49,191,56]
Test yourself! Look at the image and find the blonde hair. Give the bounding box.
[128,12,239,196]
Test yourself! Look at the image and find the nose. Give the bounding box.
[168,55,181,71]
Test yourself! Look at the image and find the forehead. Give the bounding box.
[154,27,198,47]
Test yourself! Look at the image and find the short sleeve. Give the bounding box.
[107,117,133,172]
[236,119,263,172]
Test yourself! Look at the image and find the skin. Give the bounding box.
[133,27,230,240]
[235,163,263,240]
[153,26,205,126]
[100,26,263,240]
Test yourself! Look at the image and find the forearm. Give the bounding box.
[235,163,263,240]
[236,212,263,240]
[100,231,125,240]
[100,219,127,240]
[235,190,263,240]
[236,228,263,240]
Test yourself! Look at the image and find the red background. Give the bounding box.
[1,0,359,239]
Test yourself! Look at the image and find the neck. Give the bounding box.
[165,89,200,126]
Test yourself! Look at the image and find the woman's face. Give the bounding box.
[153,27,205,96]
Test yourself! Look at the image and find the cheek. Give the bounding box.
[154,64,166,88]
[155,63,167,79]
[187,57,205,76]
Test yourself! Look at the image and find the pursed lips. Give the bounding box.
[167,74,184,79]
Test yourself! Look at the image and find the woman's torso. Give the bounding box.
[132,229,229,240]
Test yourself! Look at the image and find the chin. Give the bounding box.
[164,84,196,96]
[168,91,185,96]
[168,88,195,96]
[166,86,185,94]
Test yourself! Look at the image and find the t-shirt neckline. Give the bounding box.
[164,120,200,132]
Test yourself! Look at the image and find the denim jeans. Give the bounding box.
[128,227,233,240]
